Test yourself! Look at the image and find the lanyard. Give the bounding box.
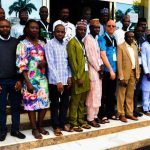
[75,36,86,56]
[105,32,115,48]
[40,20,49,32]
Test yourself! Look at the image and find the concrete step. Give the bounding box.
[30,126,150,150]
[6,110,51,131]
[1,115,150,150]
[6,104,143,131]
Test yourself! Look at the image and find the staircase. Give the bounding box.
[0,107,150,150]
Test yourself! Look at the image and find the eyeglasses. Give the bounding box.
[107,25,116,28]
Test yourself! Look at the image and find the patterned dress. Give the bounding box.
[16,39,49,111]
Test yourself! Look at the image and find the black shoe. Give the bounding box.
[0,133,7,141]
[137,112,143,117]
[10,131,26,139]
[94,118,100,123]
[134,111,143,117]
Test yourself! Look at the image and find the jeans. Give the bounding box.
[0,78,21,133]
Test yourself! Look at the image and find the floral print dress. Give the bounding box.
[16,39,49,111]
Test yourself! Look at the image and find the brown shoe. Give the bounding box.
[144,111,150,116]
[119,115,128,123]
[72,126,83,132]
[54,128,63,136]
[88,120,100,128]
[63,124,74,132]
[126,115,138,121]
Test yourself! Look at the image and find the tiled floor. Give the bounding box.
[1,115,150,149]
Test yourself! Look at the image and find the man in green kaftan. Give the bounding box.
[67,20,91,132]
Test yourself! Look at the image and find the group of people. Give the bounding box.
[0,5,150,142]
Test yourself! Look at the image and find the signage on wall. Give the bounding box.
[128,12,138,23]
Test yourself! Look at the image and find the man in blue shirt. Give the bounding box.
[98,20,118,123]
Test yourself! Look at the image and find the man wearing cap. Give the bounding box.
[67,20,91,132]
[84,19,103,128]
[99,8,109,36]
[141,30,150,116]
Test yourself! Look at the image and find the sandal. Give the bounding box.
[80,123,91,129]
[63,124,74,132]
[54,128,63,136]
[32,129,43,139]
[88,120,100,128]
[38,127,49,135]
[110,115,119,120]
[72,126,83,132]
[100,117,110,124]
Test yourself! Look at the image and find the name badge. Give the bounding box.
[113,53,117,61]
[138,56,142,65]
[85,62,88,71]
[98,58,102,66]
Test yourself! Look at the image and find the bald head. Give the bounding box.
[106,19,115,25]
[106,20,116,36]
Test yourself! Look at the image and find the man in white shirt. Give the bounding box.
[141,30,150,116]
[117,31,140,122]
[11,9,28,39]
[53,7,75,43]
[114,15,130,45]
